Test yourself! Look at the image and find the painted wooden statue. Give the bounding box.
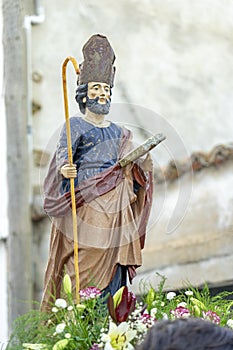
[41,34,153,310]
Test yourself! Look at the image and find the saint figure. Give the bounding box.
[41,34,153,310]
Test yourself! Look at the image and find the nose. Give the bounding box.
[99,86,107,96]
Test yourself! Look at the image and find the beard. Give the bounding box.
[86,96,111,115]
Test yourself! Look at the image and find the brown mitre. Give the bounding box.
[78,34,116,87]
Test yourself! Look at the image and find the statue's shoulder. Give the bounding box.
[111,121,129,132]
[70,115,83,125]
[69,115,86,132]
[110,121,122,129]
[109,122,128,139]
[114,123,132,139]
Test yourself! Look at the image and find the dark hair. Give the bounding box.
[136,318,233,350]
[75,83,88,115]
[75,82,112,115]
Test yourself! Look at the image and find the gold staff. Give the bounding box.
[62,56,80,303]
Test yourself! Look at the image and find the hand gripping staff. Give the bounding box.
[62,57,80,303]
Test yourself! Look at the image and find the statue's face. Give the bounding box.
[87,82,111,105]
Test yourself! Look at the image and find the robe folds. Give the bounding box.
[41,117,153,310]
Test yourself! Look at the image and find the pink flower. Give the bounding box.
[89,344,100,350]
[79,286,101,300]
[202,310,220,325]
[140,312,156,327]
[171,306,190,318]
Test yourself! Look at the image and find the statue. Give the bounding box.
[41,34,153,310]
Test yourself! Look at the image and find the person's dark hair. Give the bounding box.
[136,318,233,350]
[75,83,88,114]
[75,82,112,115]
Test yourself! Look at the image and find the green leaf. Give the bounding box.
[52,339,69,350]
[23,344,48,350]
[145,287,155,309]
[190,297,207,311]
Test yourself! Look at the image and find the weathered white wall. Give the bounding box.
[0,0,9,343]
[133,161,233,293]
[30,0,233,297]
[31,0,233,153]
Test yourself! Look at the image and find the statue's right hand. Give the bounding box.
[60,164,77,178]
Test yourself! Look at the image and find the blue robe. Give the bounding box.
[56,117,122,193]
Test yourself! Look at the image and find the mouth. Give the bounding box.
[98,97,107,104]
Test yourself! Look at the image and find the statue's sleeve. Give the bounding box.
[56,117,81,171]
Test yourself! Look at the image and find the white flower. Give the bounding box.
[177,302,187,308]
[67,305,73,311]
[227,319,233,329]
[52,307,58,313]
[150,308,157,318]
[185,291,193,296]
[135,321,147,333]
[162,313,168,320]
[55,298,67,309]
[101,334,111,342]
[166,292,176,300]
[55,323,66,334]
[160,302,165,307]
[65,333,71,339]
[102,321,136,350]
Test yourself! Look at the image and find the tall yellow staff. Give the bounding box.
[62,56,80,303]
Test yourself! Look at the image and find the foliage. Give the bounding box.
[7,273,233,350]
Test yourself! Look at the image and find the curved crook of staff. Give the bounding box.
[62,56,80,303]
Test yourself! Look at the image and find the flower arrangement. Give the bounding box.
[7,273,233,350]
